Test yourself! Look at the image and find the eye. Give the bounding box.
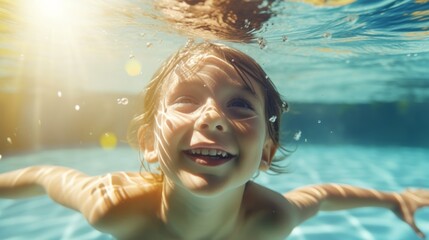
[227,98,254,110]
[174,96,198,105]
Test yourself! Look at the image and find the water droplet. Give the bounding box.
[293,130,302,141]
[57,91,62,97]
[269,115,277,123]
[146,42,152,48]
[6,137,12,144]
[317,120,322,124]
[323,32,332,39]
[75,105,80,111]
[117,97,129,105]
[258,37,267,49]
[282,35,288,42]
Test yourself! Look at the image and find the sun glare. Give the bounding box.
[24,0,91,30]
[34,0,67,21]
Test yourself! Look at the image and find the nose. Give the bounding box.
[195,100,228,132]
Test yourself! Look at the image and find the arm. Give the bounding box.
[0,166,156,233]
[284,184,429,239]
[0,165,92,211]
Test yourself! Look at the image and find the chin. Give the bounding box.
[178,172,233,197]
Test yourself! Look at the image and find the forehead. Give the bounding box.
[165,55,264,96]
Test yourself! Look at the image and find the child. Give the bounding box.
[1,41,428,240]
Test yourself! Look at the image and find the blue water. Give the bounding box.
[0,146,428,239]
[1,0,429,239]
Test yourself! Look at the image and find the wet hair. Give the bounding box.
[128,40,290,174]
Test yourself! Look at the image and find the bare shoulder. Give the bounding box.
[243,181,297,238]
[81,172,162,238]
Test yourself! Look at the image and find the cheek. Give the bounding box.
[155,110,195,149]
[233,118,266,140]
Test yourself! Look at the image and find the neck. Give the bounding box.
[160,178,246,239]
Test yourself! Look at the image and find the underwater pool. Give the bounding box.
[1,0,429,239]
[0,145,428,240]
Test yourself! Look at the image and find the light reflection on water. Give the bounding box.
[1,0,428,102]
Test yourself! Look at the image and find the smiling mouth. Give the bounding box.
[184,148,236,166]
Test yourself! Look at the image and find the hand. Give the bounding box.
[393,189,429,239]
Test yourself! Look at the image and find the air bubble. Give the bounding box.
[0,154,2,160]
[129,54,135,59]
[117,97,129,105]
[317,120,322,124]
[269,115,277,123]
[345,15,358,24]
[57,91,62,97]
[75,105,80,111]
[244,19,251,29]
[323,32,332,39]
[282,35,288,42]
[6,137,12,144]
[293,130,302,141]
[282,102,288,110]
[258,37,267,49]
[146,42,152,48]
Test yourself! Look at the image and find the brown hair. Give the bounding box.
[128,41,290,174]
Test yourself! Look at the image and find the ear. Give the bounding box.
[138,126,158,163]
[259,138,278,171]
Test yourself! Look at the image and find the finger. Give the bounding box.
[410,221,425,239]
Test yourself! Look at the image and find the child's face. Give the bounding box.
[151,55,275,195]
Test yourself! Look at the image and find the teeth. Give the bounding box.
[189,148,230,157]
